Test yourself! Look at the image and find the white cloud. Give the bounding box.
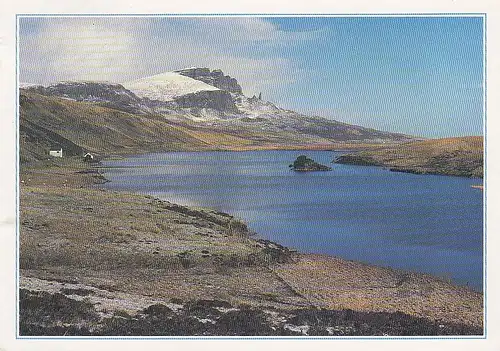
[19,16,320,97]
[20,17,145,83]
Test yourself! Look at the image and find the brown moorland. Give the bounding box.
[18,157,483,335]
[335,136,483,178]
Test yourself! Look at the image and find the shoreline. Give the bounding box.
[97,168,484,294]
[334,137,484,179]
[98,151,483,292]
[18,156,484,335]
[75,142,390,164]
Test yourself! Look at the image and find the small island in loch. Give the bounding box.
[290,155,332,172]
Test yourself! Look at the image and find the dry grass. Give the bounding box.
[335,136,483,178]
[273,254,483,328]
[19,157,483,331]
[19,159,308,310]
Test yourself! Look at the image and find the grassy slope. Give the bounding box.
[18,93,484,335]
[20,91,346,162]
[19,92,213,162]
[20,159,306,309]
[335,137,484,178]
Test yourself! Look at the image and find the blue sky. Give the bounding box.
[19,16,484,138]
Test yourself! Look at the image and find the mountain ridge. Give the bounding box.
[175,67,243,94]
[19,67,417,161]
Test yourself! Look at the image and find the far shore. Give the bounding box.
[334,136,483,179]
[73,142,394,162]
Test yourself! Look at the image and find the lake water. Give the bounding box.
[101,150,484,291]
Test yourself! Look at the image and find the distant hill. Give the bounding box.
[19,67,417,162]
[334,137,484,178]
[290,155,332,172]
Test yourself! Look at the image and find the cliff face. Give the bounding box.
[23,81,151,114]
[175,68,243,94]
[174,89,238,113]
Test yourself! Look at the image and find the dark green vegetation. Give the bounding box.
[334,137,483,178]
[289,155,332,172]
[20,289,481,336]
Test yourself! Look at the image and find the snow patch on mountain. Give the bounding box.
[122,72,220,102]
[19,68,416,143]
[234,95,282,118]
[19,83,43,89]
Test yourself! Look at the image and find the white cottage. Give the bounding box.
[49,148,63,157]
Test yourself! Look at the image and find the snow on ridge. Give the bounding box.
[175,66,199,71]
[20,81,121,89]
[235,95,282,117]
[55,80,118,85]
[122,71,220,102]
[19,82,43,89]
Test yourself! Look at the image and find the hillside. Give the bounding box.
[19,68,417,162]
[19,91,355,162]
[334,137,484,178]
[18,92,211,162]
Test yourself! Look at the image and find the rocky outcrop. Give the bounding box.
[175,68,243,94]
[173,89,238,112]
[23,81,149,114]
[290,155,332,172]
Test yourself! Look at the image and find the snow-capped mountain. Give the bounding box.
[20,68,416,143]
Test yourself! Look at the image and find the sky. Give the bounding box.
[18,16,484,138]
